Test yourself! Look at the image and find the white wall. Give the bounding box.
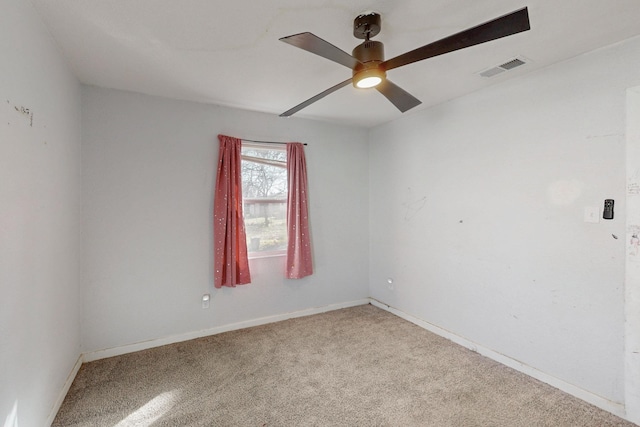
[0,0,82,426]
[625,86,640,424]
[80,86,369,353]
[3,2,636,421]
[369,35,640,406]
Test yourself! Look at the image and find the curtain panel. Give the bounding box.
[286,142,313,279]
[213,135,251,288]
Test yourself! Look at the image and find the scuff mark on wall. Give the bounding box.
[401,186,427,222]
[6,100,34,127]
[631,234,640,257]
[402,197,427,221]
[14,105,33,127]
[586,132,623,140]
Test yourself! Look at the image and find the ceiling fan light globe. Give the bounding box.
[356,76,382,88]
[353,67,385,89]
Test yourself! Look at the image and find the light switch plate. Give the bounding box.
[584,206,600,223]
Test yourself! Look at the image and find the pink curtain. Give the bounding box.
[213,135,251,288]
[286,143,313,279]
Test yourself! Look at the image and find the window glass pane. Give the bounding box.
[241,146,287,254]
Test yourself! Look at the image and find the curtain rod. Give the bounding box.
[242,138,307,146]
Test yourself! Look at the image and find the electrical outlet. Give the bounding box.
[202,294,210,309]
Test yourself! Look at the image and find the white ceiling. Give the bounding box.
[30,0,640,128]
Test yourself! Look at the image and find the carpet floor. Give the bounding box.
[53,304,637,426]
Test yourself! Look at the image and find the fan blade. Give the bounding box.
[375,80,422,113]
[280,78,352,117]
[382,8,530,71]
[280,32,361,69]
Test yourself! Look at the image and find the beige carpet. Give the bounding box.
[53,304,636,426]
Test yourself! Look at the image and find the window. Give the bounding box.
[241,144,287,255]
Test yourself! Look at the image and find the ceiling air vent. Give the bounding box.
[500,58,525,70]
[478,57,528,78]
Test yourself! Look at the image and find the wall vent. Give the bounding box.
[478,57,528,78]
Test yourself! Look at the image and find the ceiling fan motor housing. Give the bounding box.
[352,40,386,87]
[353,40,384,63]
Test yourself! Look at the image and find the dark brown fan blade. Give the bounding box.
[280,32,361,69]
[280,78,352,117]
[382,8,530,71]
[375,79,422,113]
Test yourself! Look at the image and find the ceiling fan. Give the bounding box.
[279,7,530,117]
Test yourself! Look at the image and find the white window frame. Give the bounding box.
[241,143,287,259]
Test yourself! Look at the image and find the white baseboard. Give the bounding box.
[47,354,83,426]
[83,299,370,362]
[369,298,628,420]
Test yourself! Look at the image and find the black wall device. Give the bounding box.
[603,199,614,220]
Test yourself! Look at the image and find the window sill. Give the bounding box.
[248,251,286,260]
